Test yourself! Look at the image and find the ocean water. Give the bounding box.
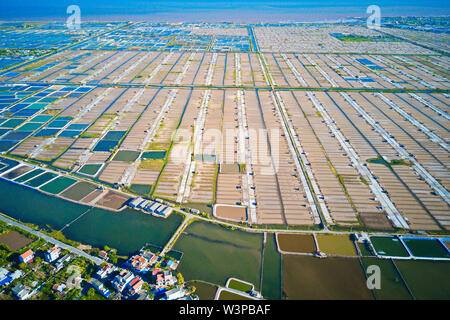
[0,0,449,22]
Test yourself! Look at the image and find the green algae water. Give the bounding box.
[173,220,263,289]
[370,236,410,257]
[261,233,282,300]
[394,260,450,299]
[0,178,182,255]
[402,238,450,258]
[360,257,412,300]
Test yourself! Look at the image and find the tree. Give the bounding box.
[109,252,118,264]
[187,285,196,294]
[176,273,184,284]
[85,287,96,300]
[142,282,150,292]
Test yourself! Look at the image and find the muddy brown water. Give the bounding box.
[282,255,374,300]
[277,233,316,253]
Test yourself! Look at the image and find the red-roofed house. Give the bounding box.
[19,250,34,264]
[96,264,113,279]
[128,276,144,295]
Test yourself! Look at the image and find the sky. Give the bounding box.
[0,0,449,22]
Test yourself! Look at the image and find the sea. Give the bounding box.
[0,0,449,22]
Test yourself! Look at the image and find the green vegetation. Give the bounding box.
[218,290,254,300]
[139,159,164,170]
[79,132,101,138]
[316,234,357,256]
[390,159,413,166]
[334,34,400,42]
[227,278,253,293]
[367,157,412,167]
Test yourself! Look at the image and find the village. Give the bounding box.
[0,221,194,301]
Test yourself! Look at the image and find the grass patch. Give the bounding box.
[227,279,253,293]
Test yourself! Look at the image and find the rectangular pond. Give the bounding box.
[401,237,450,259]
[370,236,410,257]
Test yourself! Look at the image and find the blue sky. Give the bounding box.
[0,1,449,21]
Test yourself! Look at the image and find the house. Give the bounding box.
[52,253,72,273]
[156,273,164,288]
[127,250,157,273]
[137,200,150,210]
[0,267,11,287]
[145,202,159,213]
[128,197,145,208]
[10,270,23,281]
[353,232,369,243]
[161,207,173,217]
[112,270,134,292]
[12,283,31,300]
[166,260,175,269]
[19,249,34,264]
[71,276,83,288]
[91,278,111,298]
[151,204,162,213]
[128,276,144,295]
[165,286,186,300]
[0,267,8,280]
[99,250,108,260]
[0,269,23,287]
[128,254,150,273]
[45,246,61,263]
[142,250,157,265]
[154,206,172,217]
[96,264,113,279]
[52,283,66,293]
[154,270,177,289]
[164,270,176,286]
[56,253,72,267]
[136,292,150,300]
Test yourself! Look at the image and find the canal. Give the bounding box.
[0,178,183,255]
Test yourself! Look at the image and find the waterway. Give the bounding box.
[0,178,182,255]
[173,220,263,289]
